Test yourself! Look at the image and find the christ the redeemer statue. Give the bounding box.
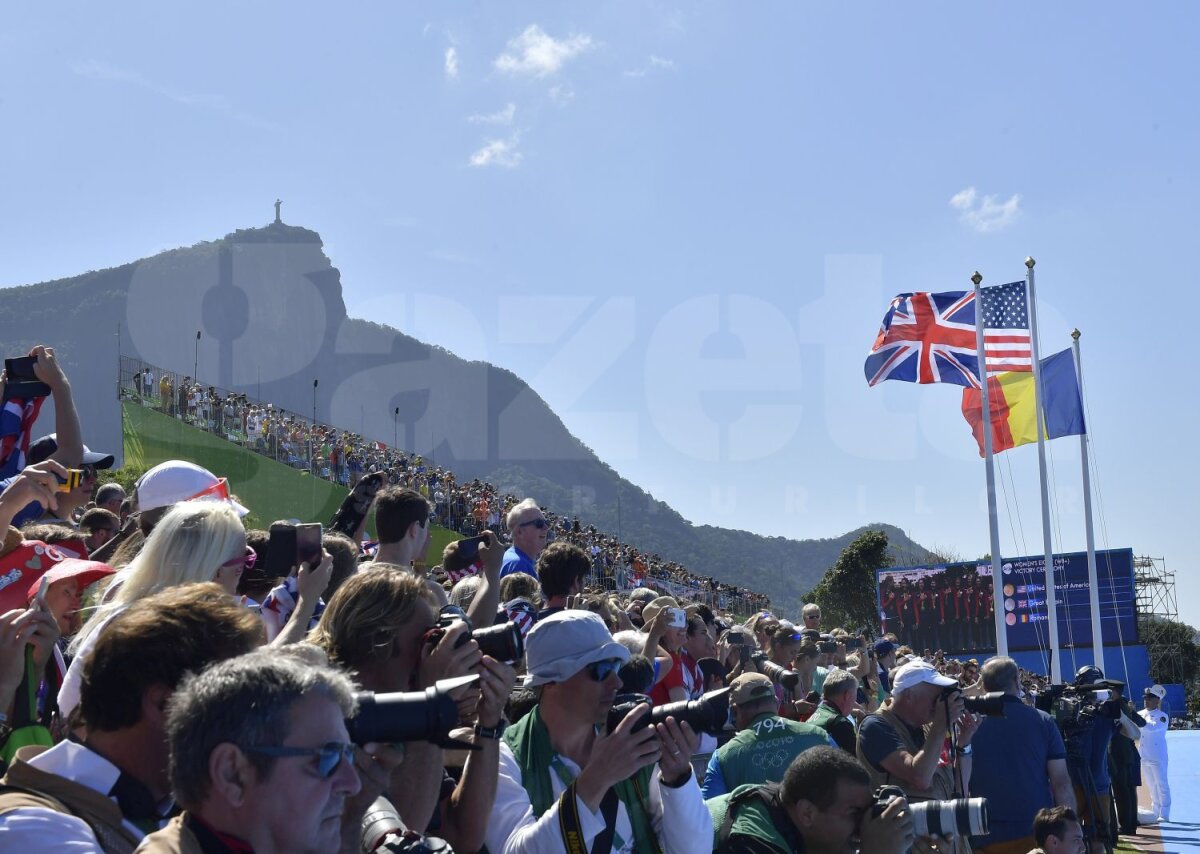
[274,199,282,224]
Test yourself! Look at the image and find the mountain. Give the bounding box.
[0,220,933,611]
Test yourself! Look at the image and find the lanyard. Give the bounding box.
[549,754,628,853]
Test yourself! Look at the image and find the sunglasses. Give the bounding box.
[518,518,549,530]
[243,741,355,779]
[804,614,821,620]
[588,658,624,682]
[219,546,258,571]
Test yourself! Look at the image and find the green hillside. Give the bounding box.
[121,401,459,557]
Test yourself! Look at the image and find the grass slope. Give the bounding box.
[121,402,459,558]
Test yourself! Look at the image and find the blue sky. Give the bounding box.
[3,3,1197,627]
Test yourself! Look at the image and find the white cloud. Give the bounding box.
[624,55,676,78]
[949,186,1022,233]
[649,55,675,70]
[469,135,522,168]
[622,69,646,78]
[445,47,459,79]
[949,187,977,210]
[467,102,516,125]
[495,25,592,77]
[548,84,575,106]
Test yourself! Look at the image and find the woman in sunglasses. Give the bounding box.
[59,501,251,723]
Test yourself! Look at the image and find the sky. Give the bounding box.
[3,3,1198,627]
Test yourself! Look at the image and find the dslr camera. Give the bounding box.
[871,785,989,839]
[606,688,731,736]
[424,604,524,663]
[347,674,477,746]
[939,685,1007,717]
[750,653,800,690]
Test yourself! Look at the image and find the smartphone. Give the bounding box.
[668,607,687,628]
[456,534,487,562]
[726,629,749,646]
[264,522,298,577]
[55,469,84,493]
[818,641,839,654]
[3,357,51,399]
[295,523,323,568]
[844,637,862,650]
[33,575,51,611]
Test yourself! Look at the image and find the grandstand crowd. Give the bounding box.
[123,360,771,617]
[0,346,1170,853]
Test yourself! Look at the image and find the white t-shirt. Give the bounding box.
[1139,708,1169,759]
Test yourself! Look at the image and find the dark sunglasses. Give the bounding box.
[518,518,549,530]
[219,546,258,571]
[243,741,355,779]
[804,613,821,620]
[588,658,624,682]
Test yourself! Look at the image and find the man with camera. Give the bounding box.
[856,659,980,854]
[807,668,859,755]
[968,657,1075,854]
[708,744,917,854]
[485,610,710,853]
[701,672,834,799]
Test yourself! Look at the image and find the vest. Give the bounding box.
[708,783,804,853]
[716,713,831,792]
[856,705,956,802]
[136,814,205,854]
[0,746,142,854]
[806,700,845,731]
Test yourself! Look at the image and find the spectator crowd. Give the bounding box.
[121,358,771,617]
[0,346,1172,853]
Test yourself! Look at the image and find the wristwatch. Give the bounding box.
[954,743,973,756]
[474,721,507,740]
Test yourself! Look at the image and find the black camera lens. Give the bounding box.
[606,688,731,737]
[346,675,476,745]
[962,691,1007,717]
[757,659,800,691]
[472,620,524,663]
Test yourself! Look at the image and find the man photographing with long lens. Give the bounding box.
[485,610,710,853]
[857,659,981,854]
[709,745,919,853]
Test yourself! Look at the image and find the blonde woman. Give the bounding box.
[58,501,250,721]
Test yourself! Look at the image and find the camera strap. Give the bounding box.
[557,783,621,854]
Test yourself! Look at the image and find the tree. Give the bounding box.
[802,530,892,633]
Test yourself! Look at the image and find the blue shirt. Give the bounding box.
[500,545,537,580]
[0,476,42,527]
[969,694,1067,844]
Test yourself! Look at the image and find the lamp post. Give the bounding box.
[311,378,319,470]
[393,406,399,450]
[194,330,201,381]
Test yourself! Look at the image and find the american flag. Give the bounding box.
[979,281,1032,373]
[864,282,1032,388]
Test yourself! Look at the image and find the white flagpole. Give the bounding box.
[1072,328,1105,673]
[972,272,1009,658]
[1025,257,1062,683]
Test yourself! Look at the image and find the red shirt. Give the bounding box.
[650,651,685,706]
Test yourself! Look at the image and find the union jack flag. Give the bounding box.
[0,396,46,479]
[864,283,1032,388]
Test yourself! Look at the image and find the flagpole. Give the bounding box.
[972,271,1009,659]
[1025,257,1062,683]
[1072,328,1105,673]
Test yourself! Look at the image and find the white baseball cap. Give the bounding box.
[135,460,249,517]
[891,659,959,695]
[1144,684,1166,699]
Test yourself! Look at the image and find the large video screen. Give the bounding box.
[875,548,1138,655]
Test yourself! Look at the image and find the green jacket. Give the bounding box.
[807,701,856,754]
[708,783,805,853]
[716,712,831,793]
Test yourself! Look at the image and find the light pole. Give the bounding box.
[393,406,399,450]
[311,378,319,469]
[194,330,201,381]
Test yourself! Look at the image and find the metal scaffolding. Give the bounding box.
[1134,556,1184,684]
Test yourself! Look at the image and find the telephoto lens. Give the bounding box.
[606,688,732,736]
[754,656,800,690]
[471,620,524,663]
[908,797,989,838]
[961,691,1007,717]
[346,674,478,745]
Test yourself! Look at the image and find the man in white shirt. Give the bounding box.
[485,610,710,854]
[0,583,261,851]
[1138,684,1171,823]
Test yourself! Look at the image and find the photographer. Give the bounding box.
[969,657,1074,854]
[709,745,916,854]
[807,668,859,754]
[856,660,980,854]
[701,673,833,799]
[1065,667,1118,854]
[310,567,515,853]
[485,610,709,853]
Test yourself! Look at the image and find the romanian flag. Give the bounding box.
[961,349,1086,457]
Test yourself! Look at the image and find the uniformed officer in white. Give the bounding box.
[1138,684,1171,823]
